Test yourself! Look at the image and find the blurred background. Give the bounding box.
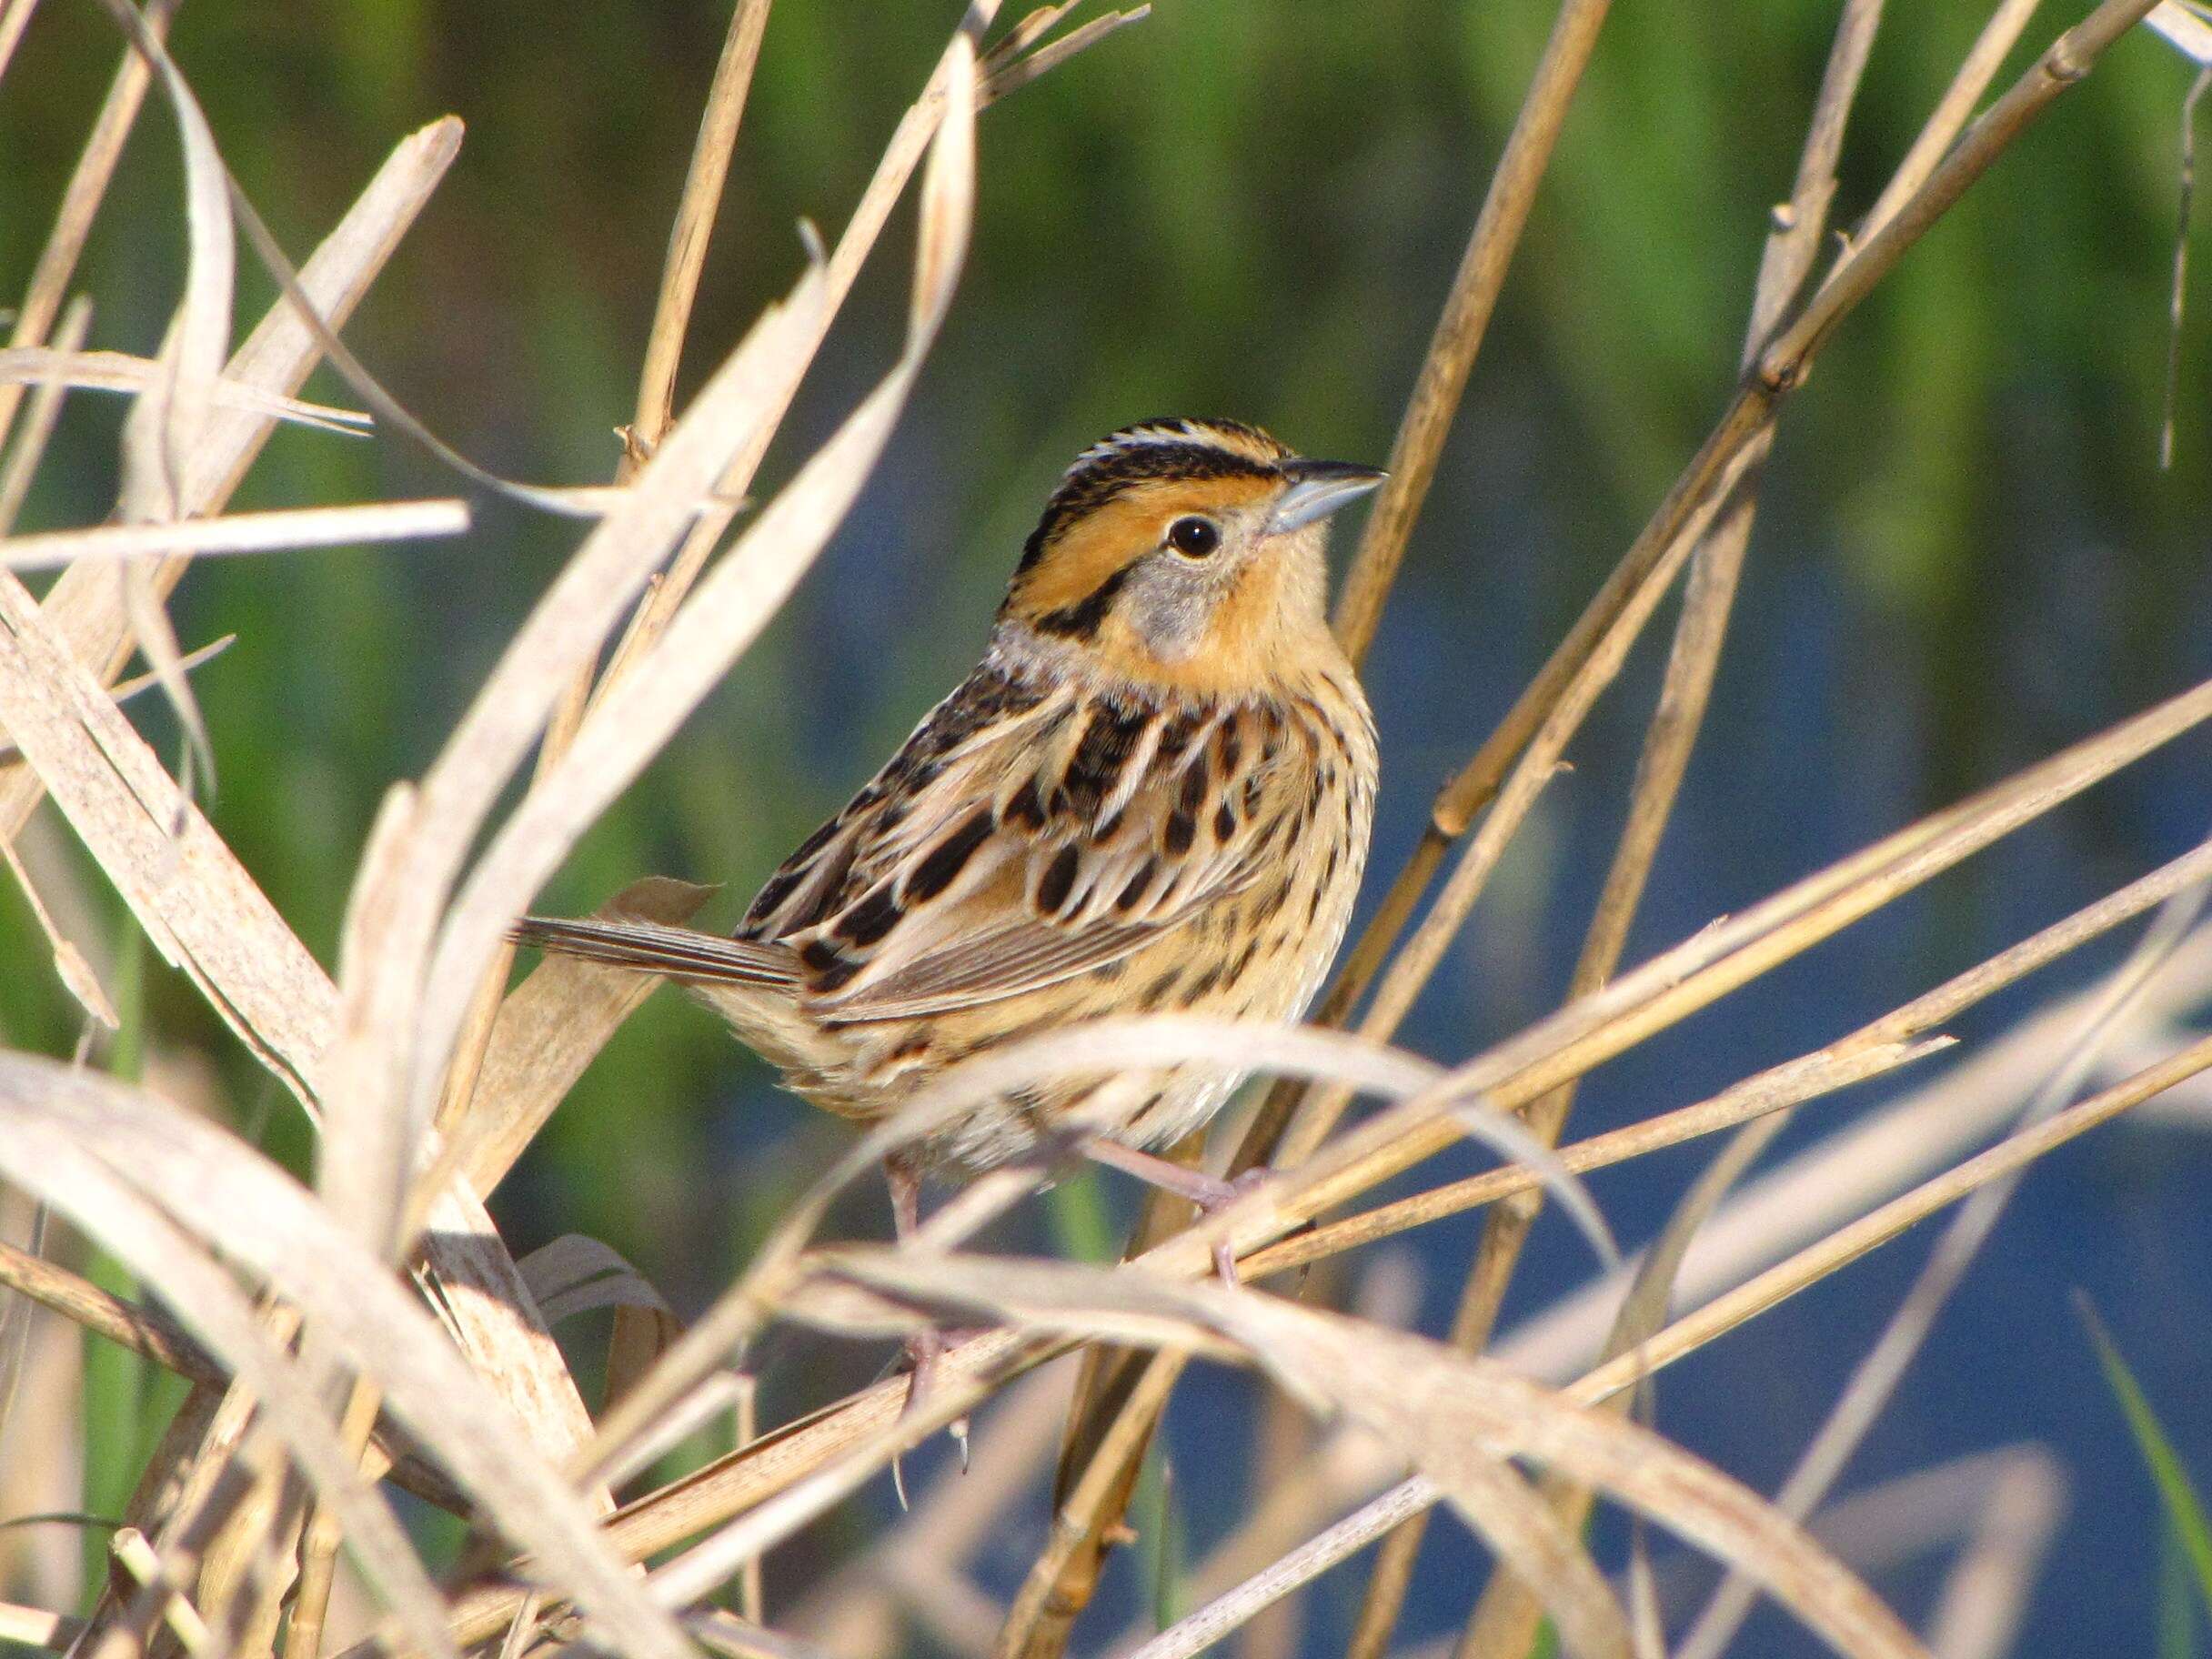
[5,2,2212,1653]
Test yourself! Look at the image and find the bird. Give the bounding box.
[514,417,1382,1278]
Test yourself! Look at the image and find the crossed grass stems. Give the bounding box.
[0,2,2207,1658]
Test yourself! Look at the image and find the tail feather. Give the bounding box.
[511,915,799,987]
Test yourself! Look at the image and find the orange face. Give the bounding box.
[1001,423,1379,693]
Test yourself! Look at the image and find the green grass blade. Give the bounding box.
[2158,1516,2201,1659]
[2077,1292,2212,1621]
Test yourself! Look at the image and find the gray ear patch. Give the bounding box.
[1121,558,1217,662]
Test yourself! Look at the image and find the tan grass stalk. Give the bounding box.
[407,4,985,1191]
[0,347,370,434]
[1447,25,1896,1638]
[1857,0,2046,237]
[98,0,244,792]
[0,300,95,537]
[1570,1029,2212,1406]
[0,1237,213,1381]
[0,633,232,768]
[1329,0,1614,668]
[0,0,177,453]
[0,1601,81,1652]
[0,1105,461,1659]
[624,0,773,476]
[1495,927,2212,1389]
[0,1239,463,1510]
[0,568,337,1103]
[0,501,470,571]
[1203,670,2212,1279]
[0,0,38,85]
[0,830,119,1030]
[441,878,715,1200]
[582,2,1121,706]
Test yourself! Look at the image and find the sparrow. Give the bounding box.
[516,418,1382,1272]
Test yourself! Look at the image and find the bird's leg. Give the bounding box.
[1082,1138,1268,1286]
[886,1156,942,1403]
[884,1155,968,1498]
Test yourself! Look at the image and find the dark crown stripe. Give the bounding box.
[1016,434,1283,576]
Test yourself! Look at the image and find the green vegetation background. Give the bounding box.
[5,3,2211,1650]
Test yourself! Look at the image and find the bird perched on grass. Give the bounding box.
[515,418,1382,1275]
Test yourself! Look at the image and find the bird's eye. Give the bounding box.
[1167,516,1221,558]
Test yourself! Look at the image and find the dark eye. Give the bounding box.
[1167,516,1221,558]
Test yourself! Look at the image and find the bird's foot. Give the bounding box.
[1081,1139,1269,1286]
[890,1326,974,1509]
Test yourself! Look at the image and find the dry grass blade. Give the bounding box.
[0,116,463,850]
[322,783,426,1255]
[1130,1478,1441,1659]
[447,877,714,1201]
[1242,1042,1938,1281]
[0,347,371,433]
[98,0,238,789]
[0,0,36,85]
[1857,0,2046,240]
[0,568,336,1106]
[995,1351,1187,1659]
[5,552,598,1529]
[0,298,93,537]
[1264,830,2212,1276]
[1761,0,2163,378]
[1570,1028,2212,1411]
[0,1237,466,1513]
[586,0,1079,697]
[1672,866,2212,1659]
[581,1017,1443,1495]
[0,1088,460,1659]
[371,261,828,1140]
[1275,443,1724,1164]
[815,1252,1928,1659]
[1331,0,1613,667]
[624,0,772,471]
[0,499,469,571]
[0,1235,213,1382]
[1806,1448,2066,1659]
[0,833,118,1029]
[519,1234,676,1327]
[0,1603,79,1651]
[0,1055,697,1659]
[0,0,176,450]
[1203,671,2212,1276]
[0,632,234,766]
[410,15,980,1129]
[980,6,1150,105]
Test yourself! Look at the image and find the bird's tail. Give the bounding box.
[510,915,799,987]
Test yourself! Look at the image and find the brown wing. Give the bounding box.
[744,654,1304,1023]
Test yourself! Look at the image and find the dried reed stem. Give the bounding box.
[1330,0,1614,668]
[1454,4,1886,1647]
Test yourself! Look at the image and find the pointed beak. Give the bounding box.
[1266,458,1387,536]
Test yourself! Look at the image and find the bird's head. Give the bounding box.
[1000,418,1383,691]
